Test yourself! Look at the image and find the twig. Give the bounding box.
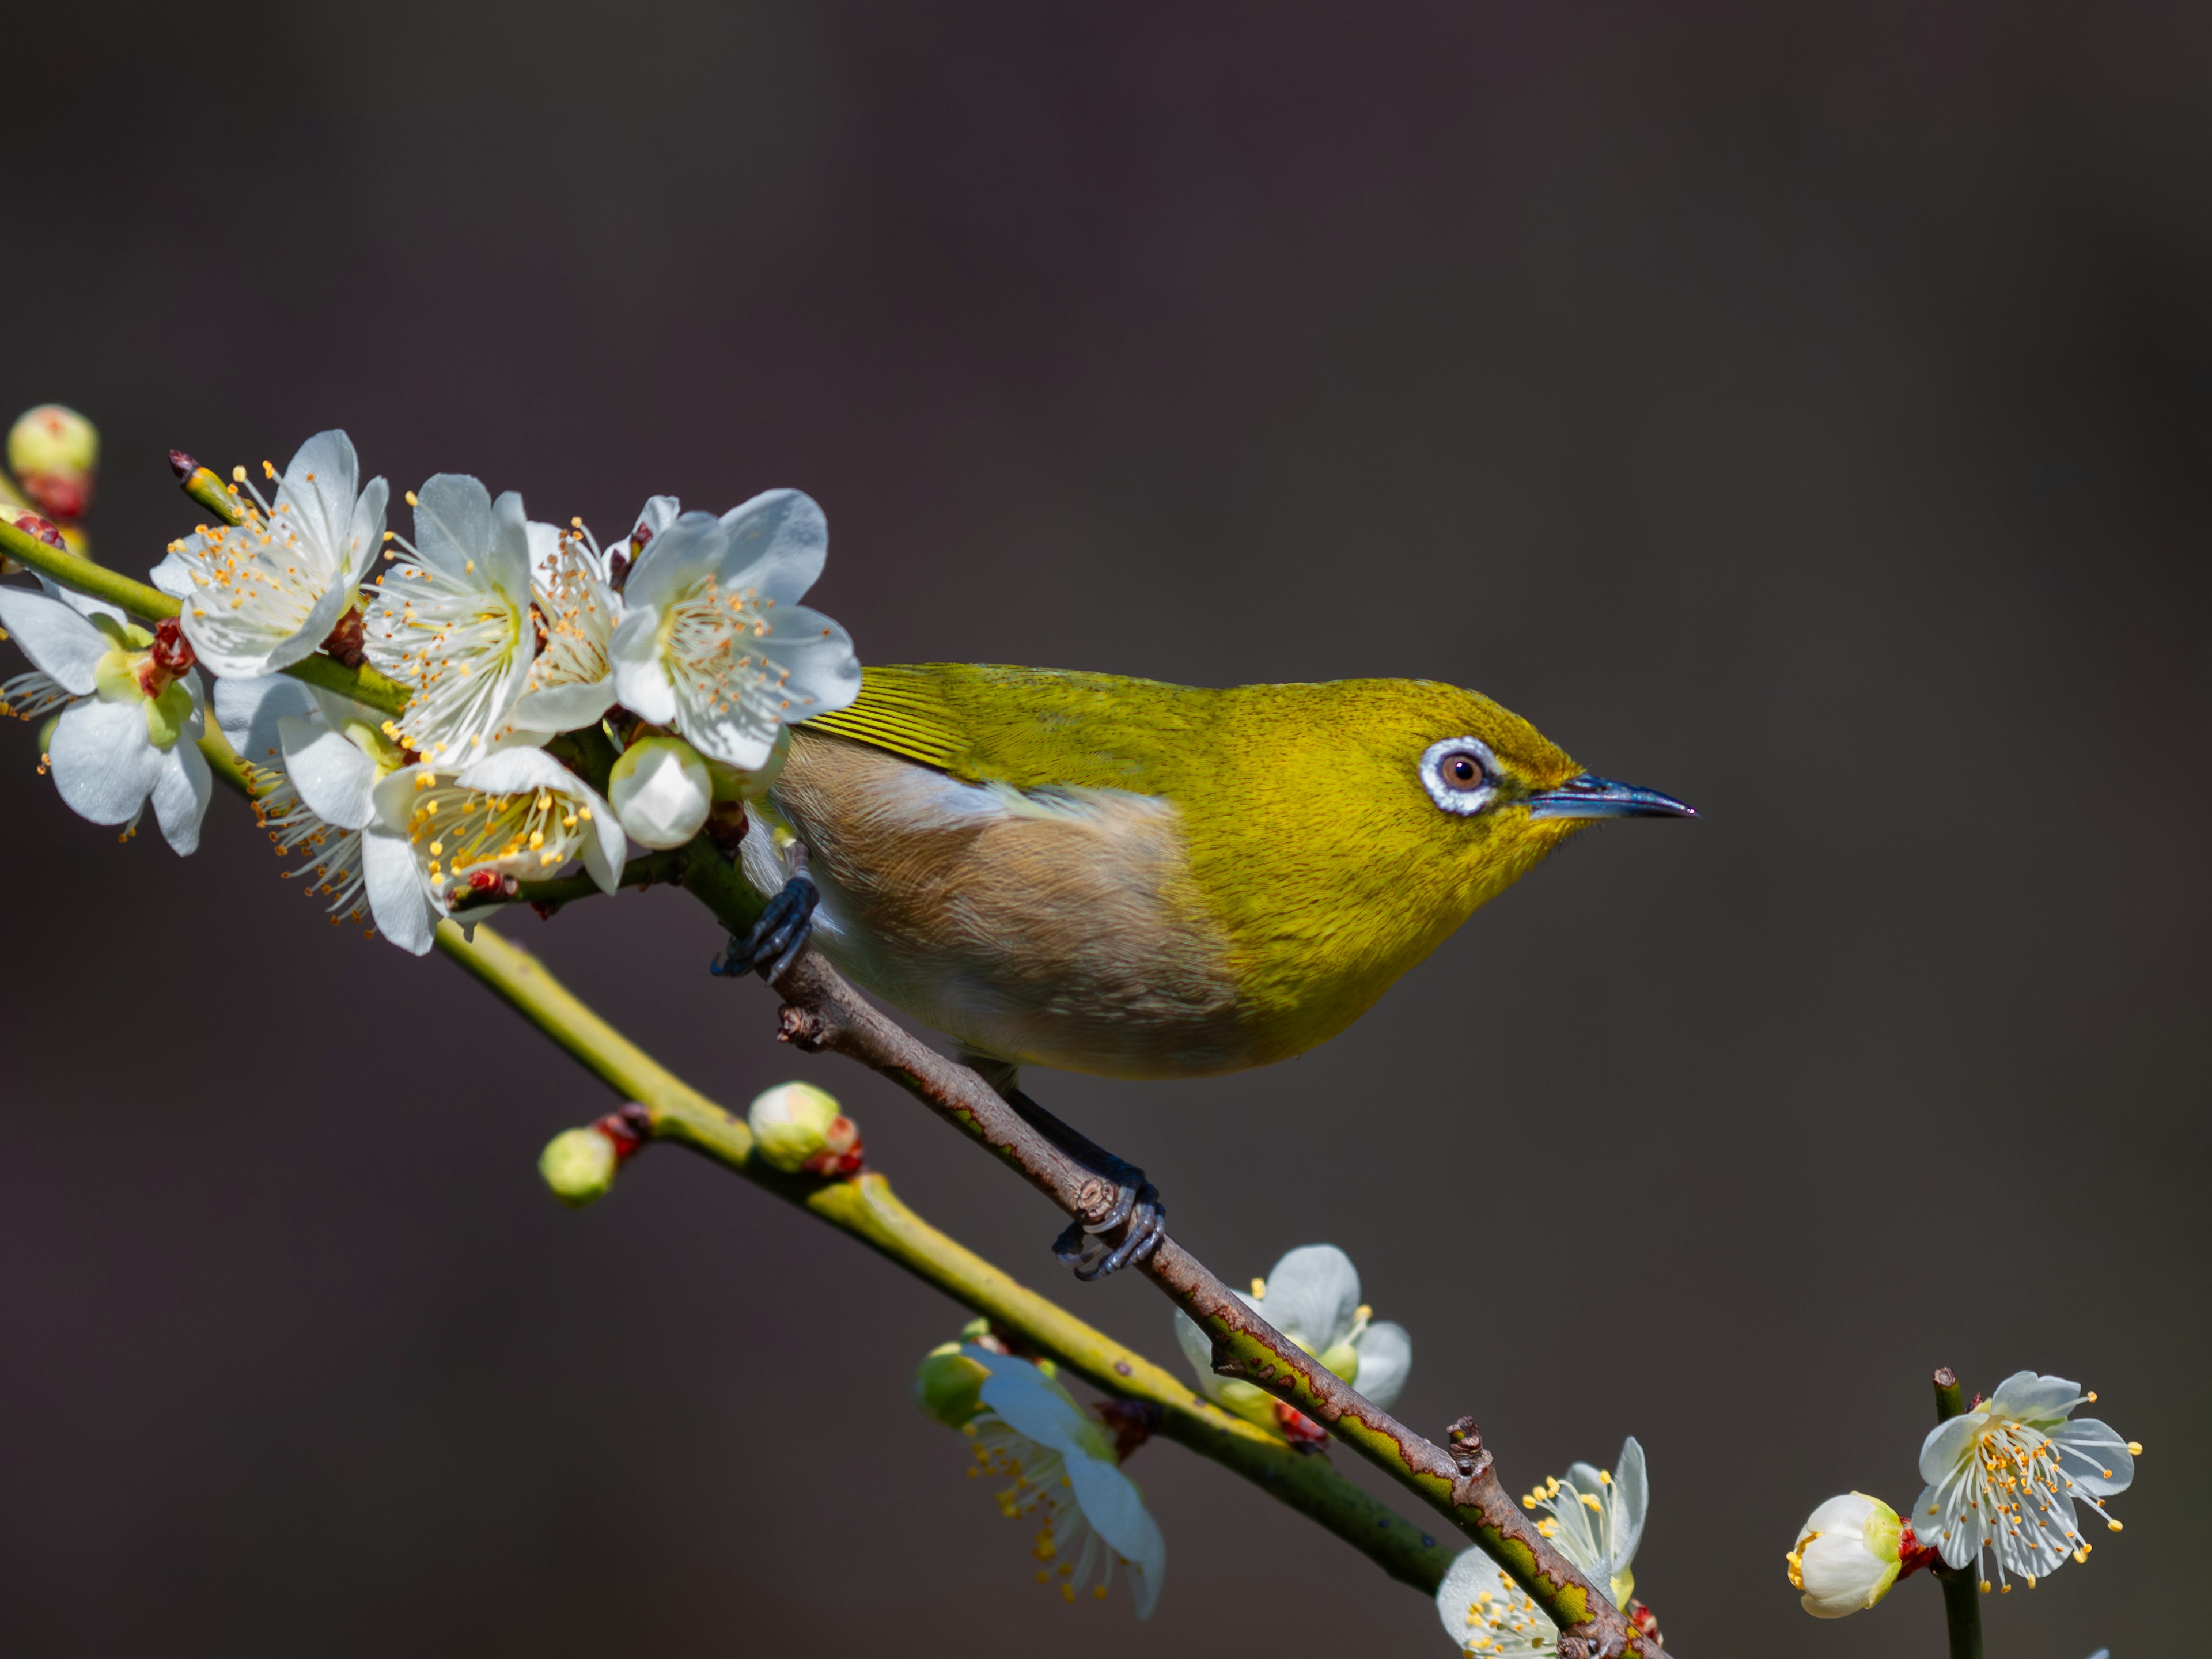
[672,843,1671,1658]
[1930,1366,1983,1659]
[433,916,1461,1594]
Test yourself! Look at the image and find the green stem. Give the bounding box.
[0,508,411,717]
[1938,1574,1983,1659]
[1930,1366,1983,1659]
[436,916,1460,1595]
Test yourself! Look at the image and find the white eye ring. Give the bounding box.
[1420,737,1499,816]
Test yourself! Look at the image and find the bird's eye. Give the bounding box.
[1419,737,1499,817]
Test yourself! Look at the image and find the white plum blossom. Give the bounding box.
[609,490,859,770]
[0,582,210,853]
[506,515,628,742]
[1435,1440,1649,1658]
[1434,1554,1563,1658]
[1788,1492,1903,1618]
[363,474,538,760]
[941,1344,1165,1618]
[151,429,387,678]
[606,734,713,849]
[213,675,435,950]
[370,744,625,933]
[1172,1244,1411,1439]
[1910,1372,2138,1588]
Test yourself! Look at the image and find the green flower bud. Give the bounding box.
[7,404,97,520]
[914,1340,993,1429]
[608,735,713,849]
[747,1080,862,1175]
[539,1126,618,1206]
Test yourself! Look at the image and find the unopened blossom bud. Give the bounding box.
[914,1340,993,1429]
[746,1080,862,1175]
[539,1126,619,1206]
[1790,1492,1904,1618]
[8,404,98,520]
[707,725,792,802]
[608,735,713,849]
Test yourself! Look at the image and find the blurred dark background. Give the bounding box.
[4,2,2207,1655]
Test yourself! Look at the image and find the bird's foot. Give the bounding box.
[710,869,818,983]
[1051,1156,1166,1281]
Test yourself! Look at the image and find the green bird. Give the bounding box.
[718,663,1692,1275]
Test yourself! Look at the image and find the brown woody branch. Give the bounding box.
[674,842,1671,1659]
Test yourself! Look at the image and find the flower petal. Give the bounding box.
[408,474,494,580]
[213,674,317,763]
[2050,1418,2134,1497]
[1918,1410,1987,1484]
[50,694,163,823]
[1257,1244,1361,1350]
[282,715,380,830]
[0,585,109,694]
[344,474,391,586]
[362,827,435,954]
[617,511,725,613]
[1437,1548,1556,1654]
[1609,1437,1649,1572]
[485,490,537,599]
[275,429,363,569]
[973,1351,1091,1446]
[149,549,193,599]
[151,736,211,855]
[1062,1453,1166,1619]
[717,488,828,606]
[1988,1372,2081,1426]
[1350,1321,1412,1409]
[509,675,618,736]
[756,603,862,718]
[609,601,679,724]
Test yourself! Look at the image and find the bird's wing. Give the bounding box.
[800,665,971,772]
[798,664,1206,791]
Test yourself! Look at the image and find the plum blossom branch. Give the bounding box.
[669,844,1673,1659]
[187,726,1460,1594]
[427,911,1466,1595]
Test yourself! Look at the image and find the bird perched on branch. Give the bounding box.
[718,664,1692,1277]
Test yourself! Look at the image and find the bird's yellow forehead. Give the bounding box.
[1330,679,1582,791]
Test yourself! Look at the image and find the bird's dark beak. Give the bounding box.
[1523,772,1698,821]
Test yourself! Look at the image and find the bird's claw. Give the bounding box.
[710,873,819,983]
[1052,1159,1166,1281]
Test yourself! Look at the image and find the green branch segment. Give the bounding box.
[435,917,1460,1594]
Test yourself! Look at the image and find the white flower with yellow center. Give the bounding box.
[0,582,210,853]
[1435,1441,1647,1657]
[927,1344,1165,1618]
[362,474,537,759]
[370,745,624,930]
[151,429,388,679]
[1171,1244,1411,1439]
[213,674,433,948]
[609,490,859,770]
[1910,1372,2137,1588]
